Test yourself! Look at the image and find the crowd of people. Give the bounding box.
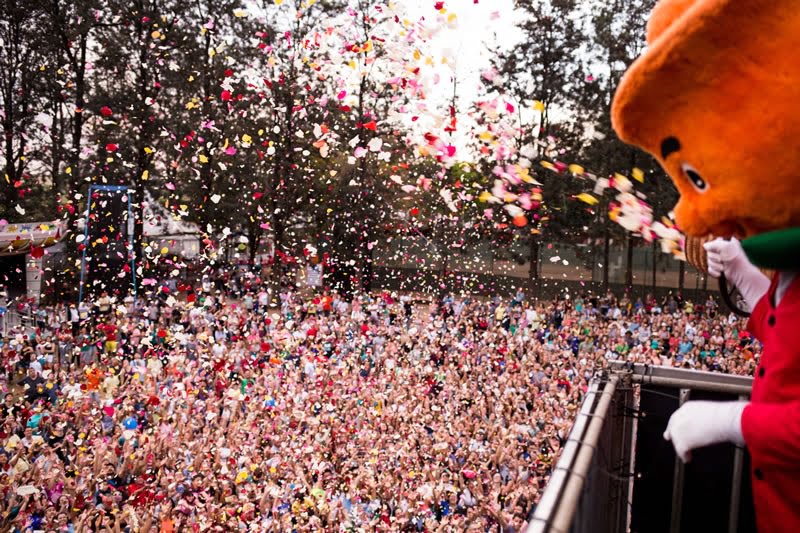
[0,272,759,532]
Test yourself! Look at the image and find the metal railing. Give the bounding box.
[1,297,35,337]
[528,363,755,533]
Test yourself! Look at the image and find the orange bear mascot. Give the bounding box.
[613,0,800,530]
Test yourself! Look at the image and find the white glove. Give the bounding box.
[704,238,770,312]
[664,400,747,462]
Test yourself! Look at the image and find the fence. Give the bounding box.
[0,297,35,337]
[373,238,710,295]
[529,363,755,533]
[371,267,718,309]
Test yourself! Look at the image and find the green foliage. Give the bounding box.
[0,0,675,293]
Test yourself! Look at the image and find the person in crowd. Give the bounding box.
[0,276,756,532]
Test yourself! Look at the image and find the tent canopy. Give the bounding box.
[0,221,66,257]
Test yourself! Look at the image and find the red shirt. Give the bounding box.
[99,323,117,342]
[741,273,800,532]
[126,482,155,507]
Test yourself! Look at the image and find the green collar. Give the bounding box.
[741,227,800,271]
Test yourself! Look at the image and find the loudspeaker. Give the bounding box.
[81,186,133,300]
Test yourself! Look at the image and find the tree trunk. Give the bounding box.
[198,29,217,231]
[3,118,19,209]
[362,236,374,293]
[69,33,87,190]
[355,69,373,293]
[268,219,285,304]
[49,96,64,202]
[2,74,20,210]
[438,251,448,299]
[625,234,634,290]
[528,237,540,296]
[247,221,260,265]
[62,33,88,288]
[652,241,658,294]
[436,220,447,298]
[602,227,610,291]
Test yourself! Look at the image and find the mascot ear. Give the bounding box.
[646,0,699,44]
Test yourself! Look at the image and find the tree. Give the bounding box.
[151,0,271,268]
[0,0,51,219]
[579,0,678,292]
[488,0,589,294]
[45,0,110,200]
[318,0,430,293]
[226,0,347,295]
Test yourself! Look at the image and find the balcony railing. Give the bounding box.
[528,363,755,533]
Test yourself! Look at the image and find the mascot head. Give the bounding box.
[612,0,800,242]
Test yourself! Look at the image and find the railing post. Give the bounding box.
[549,375,619,533]
[728,394,748,533]
[610,371,636,533]
[527,365,755,533]
[670,388,691,533]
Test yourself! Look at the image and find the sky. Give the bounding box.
[402,0,521,105]
[240,0,525,155]
[398,0,524,154]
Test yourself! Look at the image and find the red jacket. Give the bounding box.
[741,273,800,532]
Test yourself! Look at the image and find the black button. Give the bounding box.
[759,367,766,378]
[755,468,764,480]
[768,315,776,327]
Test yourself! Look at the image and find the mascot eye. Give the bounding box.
[681,163,708,193]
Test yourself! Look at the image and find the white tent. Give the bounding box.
[0,220,67,304]
[142,192,202,258]
[0,221,66,257]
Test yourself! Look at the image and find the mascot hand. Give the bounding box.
[704,237,745,279]
[704,238,770,311]
[664,400,747,463]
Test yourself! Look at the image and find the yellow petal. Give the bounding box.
[614,173,633,192]
[575,193,599,206]
[568,164,585,175]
